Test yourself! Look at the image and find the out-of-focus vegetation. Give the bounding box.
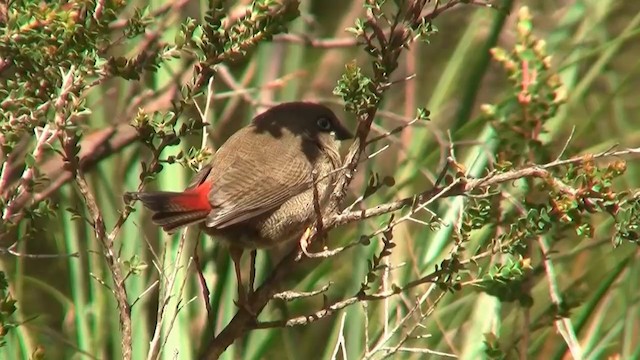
[1,0,640,359]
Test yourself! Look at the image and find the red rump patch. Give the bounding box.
[173,181,213,212]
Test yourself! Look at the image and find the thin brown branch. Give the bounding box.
[0,242,79,258]
[272,282,332,302]
[294,148,635,261]
[331,147,640,230]
[379,347,457,358]
[255,297,360,329]
[2,121,59,221]
[54,67,132,360]
[109,0,189,30]
[422,0,494,23]
[366,116,422,145]
[273,33,359,48]
[537,236,583,359]
[0,123,138,241]
[194,244,213,319]
[253,268,447,329]
[365,287,440,358]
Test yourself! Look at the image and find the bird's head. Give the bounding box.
[252,102,353,151]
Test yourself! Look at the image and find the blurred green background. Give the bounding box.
[2,0,640,359]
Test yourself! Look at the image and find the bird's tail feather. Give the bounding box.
[125,191,210,233]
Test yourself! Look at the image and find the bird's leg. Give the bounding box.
[249,249,257,296]
[229,246,246,303]
[229,246,254,314]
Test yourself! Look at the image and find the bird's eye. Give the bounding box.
[316,117,332,131]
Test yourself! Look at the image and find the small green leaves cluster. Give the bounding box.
[482,6,567,165]
[131,109,206,183]
[105,47,166,81]
[461,198,493,232]
[362,172,396,200]
[223,0,299,60]
[334,61,377,117]
[614,196,640,246]
[483,332,508,360]
[491,158,630,255]
[477,158,630,274]
[335,0,439,117]
[176,0,300,92]
[0,0,122,146]
[105,7,165,80]
[548,159,625,236]
[0,272,17,348]
[550,157,640,247]
[476,257,533,306]
[416,107,430,121]
[433,255,464,293]
[359,217,401,296]
[123,254,148,277]
[468,6,638,308]
[0,1,171,236]
[497,206,552,255]
[166,147,214,174]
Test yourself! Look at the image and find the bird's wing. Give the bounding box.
[185,164,213,190]
[205,127,315,229]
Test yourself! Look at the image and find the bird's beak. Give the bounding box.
[333,122,353,140]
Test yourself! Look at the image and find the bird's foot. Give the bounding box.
[234,286,256,316]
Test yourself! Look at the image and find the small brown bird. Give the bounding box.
[125,102,352,306]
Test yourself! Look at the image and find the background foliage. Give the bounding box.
[1,0,640,359]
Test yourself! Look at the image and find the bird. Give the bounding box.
[124,101,352,309]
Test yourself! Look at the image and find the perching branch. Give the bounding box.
[332,147,640,230]
[253,267,448,329]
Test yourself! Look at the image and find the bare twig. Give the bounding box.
[0,123,139,241]
[157,254,196,357]
[273,33,359,48]
[193,244,213,318]
[378,346,457,358]
[194,77,215,318]
[131,280,160,309]
[2,122,58,222]
[367,290,448,359]
[331,146,640,230]
[0,242,79,258]
[555,126,576,161]
[146,229,191,360]
[538,236,583,359]
[273,283,332,301]
[330,313,349,360]
[56,67,133,360]
[254,267,447,329]
[366,116,422,145]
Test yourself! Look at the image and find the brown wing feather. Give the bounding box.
[205,125,313,229]
[185,164,213,190]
